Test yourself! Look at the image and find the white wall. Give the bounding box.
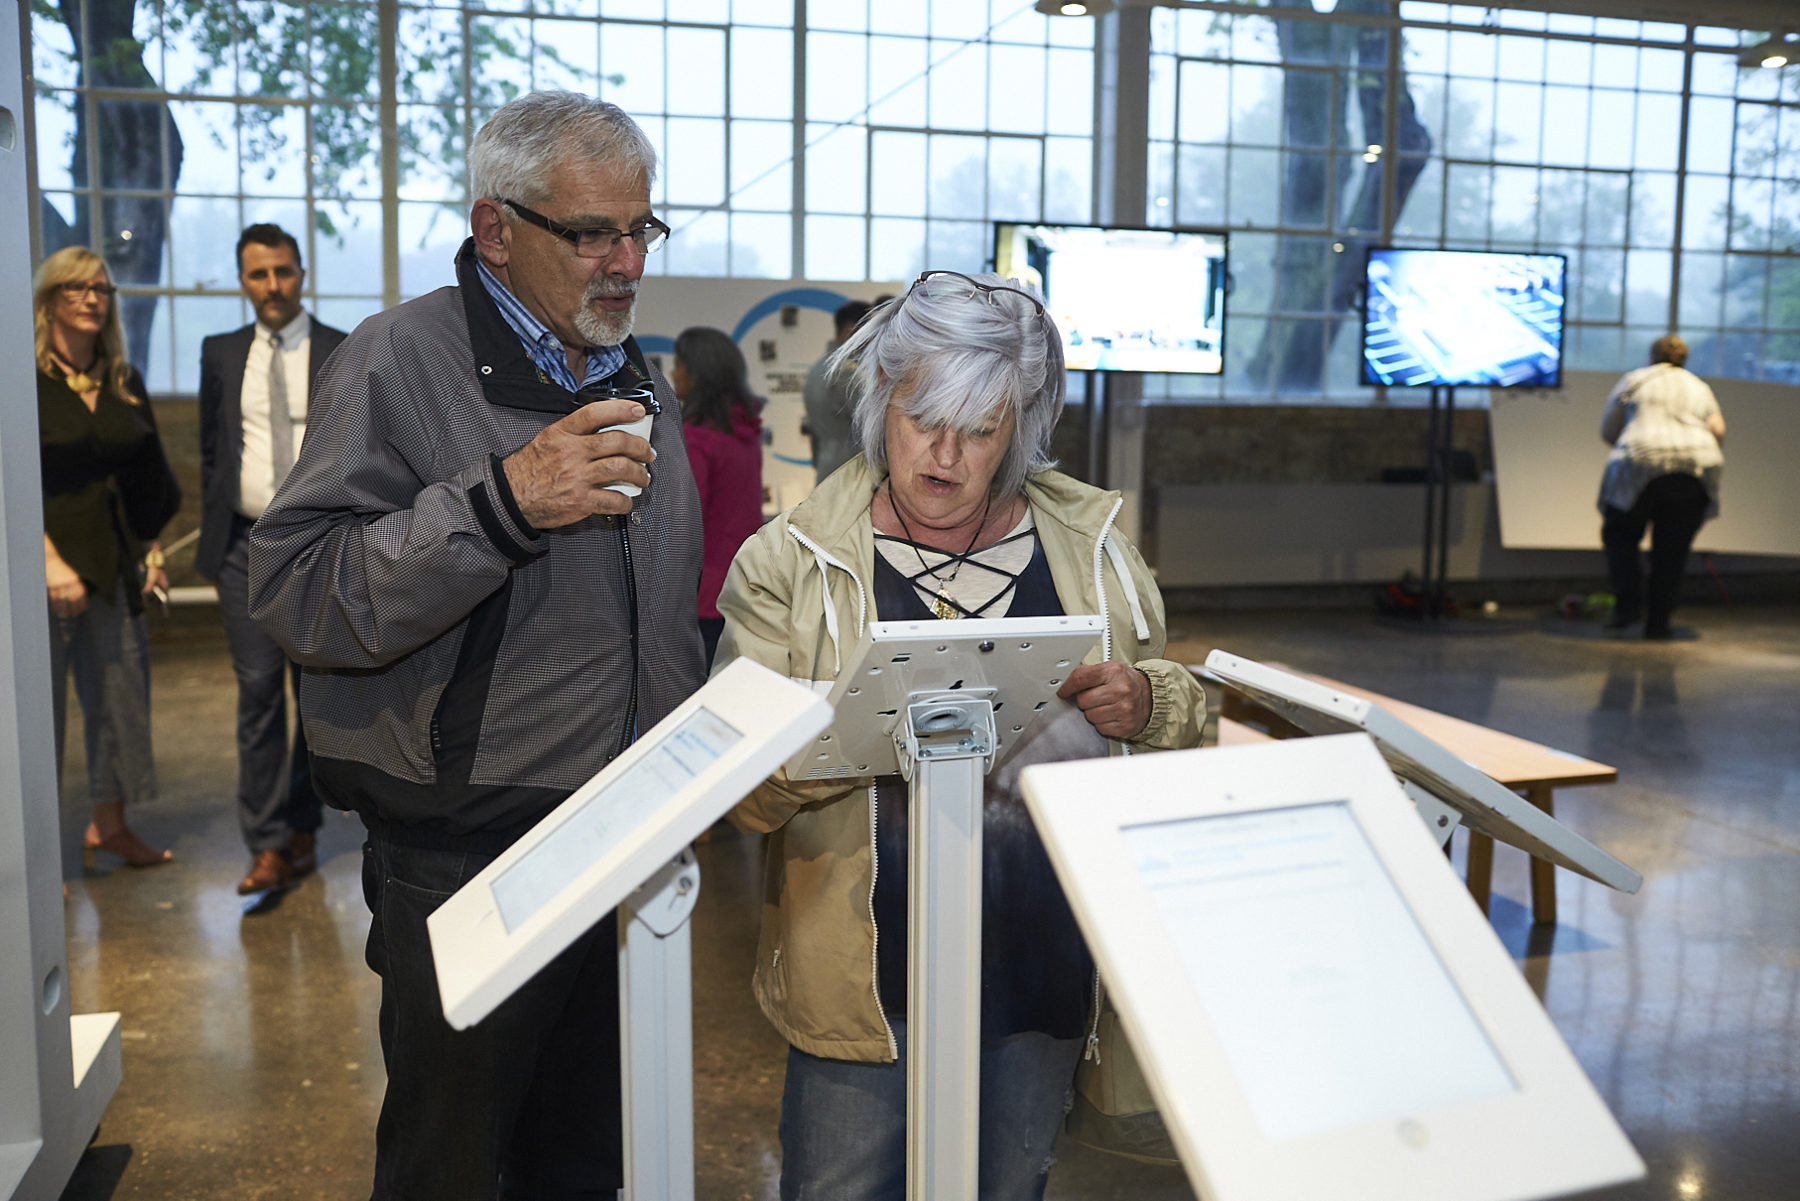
[1491,369,1800,557]
[1154,482,1609,589]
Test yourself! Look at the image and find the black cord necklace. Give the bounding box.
[886,482,992,621]
[51,348,102,394]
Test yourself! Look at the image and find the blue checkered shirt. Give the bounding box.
[474,259,625,391]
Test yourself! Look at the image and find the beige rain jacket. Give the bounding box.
[713,457,1205,1062]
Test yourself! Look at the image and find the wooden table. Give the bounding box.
[1205,668,1617,926]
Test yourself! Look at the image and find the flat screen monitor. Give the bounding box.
[1361,248,1566,389]
[993,222,1226,374]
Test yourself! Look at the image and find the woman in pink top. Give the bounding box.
[674,327,766,666]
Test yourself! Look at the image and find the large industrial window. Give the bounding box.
[1144,3,1799,401]
[29,0,1090,396]
[29,1,1795,400]
[798,0,1094,282]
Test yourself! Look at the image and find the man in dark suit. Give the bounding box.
[198,223,347,895]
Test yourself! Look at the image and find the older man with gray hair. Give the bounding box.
[250,92,706,1198]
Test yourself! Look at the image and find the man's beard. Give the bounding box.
[573,278,638,346]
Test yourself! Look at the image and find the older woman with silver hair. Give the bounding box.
[714,270,1205,1199]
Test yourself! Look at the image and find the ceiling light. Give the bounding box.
[1738,33,1796,69]
[1034,0,1115,16]
[1311,0,1340,12]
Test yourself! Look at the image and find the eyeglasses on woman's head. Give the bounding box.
[905,270,1045,317]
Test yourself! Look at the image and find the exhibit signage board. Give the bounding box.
[1021,734,1644,1201]
[1202,651,1641,894]
[428,658,832,1030]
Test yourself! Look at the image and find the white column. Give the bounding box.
[902,695,994,1200]
[618,851,700,1201]
[1093,8,1153,546]
[1,9,122,1197]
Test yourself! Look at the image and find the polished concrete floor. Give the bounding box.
[51,601,1800,1200]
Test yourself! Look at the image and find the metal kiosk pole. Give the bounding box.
[897,692,999,1200]
[617,849,701,1201]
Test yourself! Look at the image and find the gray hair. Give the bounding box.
[836,272,1065,499]
[469,92,659,205]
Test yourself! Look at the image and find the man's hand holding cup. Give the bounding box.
[503,385,658,529]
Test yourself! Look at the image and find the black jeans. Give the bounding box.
[1601,472,1710,636]
[362,835,622,1201]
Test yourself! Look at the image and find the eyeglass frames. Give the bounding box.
[501,198,672,259]
[57,281,118,300]
[905,269,1045,317]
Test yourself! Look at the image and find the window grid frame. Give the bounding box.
[1148,10,1800,400]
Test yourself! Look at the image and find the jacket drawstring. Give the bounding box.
[1104,536,1151,643]
[787,525,868,677]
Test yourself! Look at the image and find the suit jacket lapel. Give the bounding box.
[221,324,256,483]
[308,322,343,384]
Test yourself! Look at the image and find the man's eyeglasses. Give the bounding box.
[906,270,1044,317]
[501,199,671,259]
[57,282,118,300]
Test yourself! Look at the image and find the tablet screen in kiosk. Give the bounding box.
[1123,802,1514,1142]
[492,707,743,932]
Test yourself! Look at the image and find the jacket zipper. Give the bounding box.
[868,781,897,1058]
[615,515,640,760]
[1085,495,1128,1059]
[785,524,893,1055]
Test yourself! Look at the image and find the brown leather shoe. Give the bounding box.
[238,849,294,895]
[287,830,318,877]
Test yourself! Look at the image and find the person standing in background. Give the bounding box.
[672,326,765,666]
[1598,333,1725,640]
[197,224,348,895]
[802,298,873,484]
[35,246,181,871]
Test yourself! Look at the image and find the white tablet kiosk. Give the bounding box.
[784,614,1104,780]
[1203,650,1641,895]
[1022,734,1645,1201]
[428,656,832,1030]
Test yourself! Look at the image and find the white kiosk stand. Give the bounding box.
[784,615,1104,1200]
[1201,650,1641,894]
[1,16,125,1197]
[1021,734,1646,1201]
[427,658,831,1200]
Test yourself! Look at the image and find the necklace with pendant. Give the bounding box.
[53,352,101,395]
[887,483,992,620]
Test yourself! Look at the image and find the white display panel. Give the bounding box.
[494,708,742,933]
[1021,734,1645,1201]
[784,614,1103,780]
[1124,804,1513,1142]
[1203,650,1640,895]
[428,658,832,1029]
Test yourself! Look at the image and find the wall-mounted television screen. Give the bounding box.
[1361,248,1566,389]
[994,222,1227,375]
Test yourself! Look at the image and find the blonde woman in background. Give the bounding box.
[34,246,181,868]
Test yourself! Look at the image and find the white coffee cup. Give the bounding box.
[584,384,658,497]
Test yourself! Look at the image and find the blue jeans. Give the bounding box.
[779,1019,1083,1201]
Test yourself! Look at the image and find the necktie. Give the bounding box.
[268,331,294,493]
